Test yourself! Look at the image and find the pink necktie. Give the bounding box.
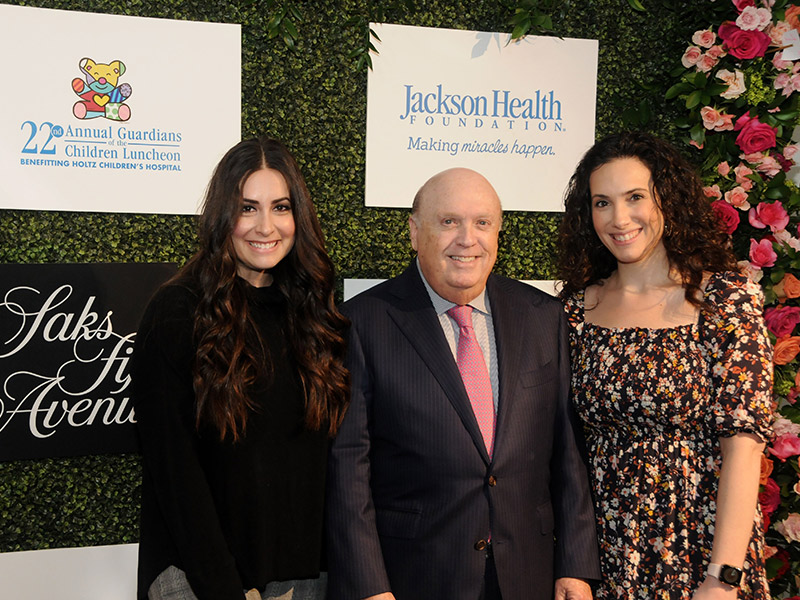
[447,305,495,457]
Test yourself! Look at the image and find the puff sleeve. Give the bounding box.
[701,271,774,442]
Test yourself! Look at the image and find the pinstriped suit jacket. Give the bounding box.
[326,264,600,600]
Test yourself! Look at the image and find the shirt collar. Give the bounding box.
[416,258,491,317]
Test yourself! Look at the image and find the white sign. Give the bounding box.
[0,544,137,600]
[343,278,556,301]
[365,23,598,212]
[0,4,240,214]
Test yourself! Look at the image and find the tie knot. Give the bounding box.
[447,305,474,329]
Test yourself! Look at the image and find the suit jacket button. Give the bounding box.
[474,539,487,551]
[488,475,497,487]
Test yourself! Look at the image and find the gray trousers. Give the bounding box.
[148,565,327,600]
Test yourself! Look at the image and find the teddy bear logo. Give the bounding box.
[71,57,132,121]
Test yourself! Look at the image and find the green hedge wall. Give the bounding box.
[0,0,696,552]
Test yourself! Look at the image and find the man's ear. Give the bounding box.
[409,214,419,251]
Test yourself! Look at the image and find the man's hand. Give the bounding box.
[363,594,396,600]
[555,577,593,600]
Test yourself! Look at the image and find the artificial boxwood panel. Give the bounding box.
[0,0,696,551]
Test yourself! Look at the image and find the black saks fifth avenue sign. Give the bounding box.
[0,263,175,461]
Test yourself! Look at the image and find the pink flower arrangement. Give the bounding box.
[668,1,800,592]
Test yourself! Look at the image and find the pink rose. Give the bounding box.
[706,44,726,59]
[681,45,703,68]
[770,433,800,461]
[717,161,731,176]
[755,155,782,177]
[735,114,777,153]
[732,0,756,11]
[711,199,741,234]
[759,478,781,515]
[789,387,799,404]
[717,69,746,99]
[734,162,754,181]
[719,21,771,59]
[768,21,792,45]
[701,106,724,130]
[784,144,799,160]
[697,53,719,73]
[765,305,800,337]
[776,153,794,172]
[750,201,789,231]
[773,50,792,70]
[724,185,750,209]
[749,238,777,268]
[775,513,800,543]
[736,6,772,31]
[703,184,722,200]
[775,229,800,252]
[692,29,716,48]
[774,416,800,437]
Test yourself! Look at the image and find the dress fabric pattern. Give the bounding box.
[564,271,773,599]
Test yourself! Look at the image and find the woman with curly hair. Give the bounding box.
[133,137,349,600]
[558,131,773,599]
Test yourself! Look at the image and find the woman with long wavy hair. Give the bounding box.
[558,132,773,599]
[133,136,349,600]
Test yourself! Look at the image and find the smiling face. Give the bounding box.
[589,157,666,267]
[409,168,501,305]
[231,167,295,287]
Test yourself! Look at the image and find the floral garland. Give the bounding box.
[668,0,800,596]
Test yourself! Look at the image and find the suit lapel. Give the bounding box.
[387,266,491,464]
[487,275,525,456]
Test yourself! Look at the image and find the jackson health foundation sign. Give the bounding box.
[365,24,598,212]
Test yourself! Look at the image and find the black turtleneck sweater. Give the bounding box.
[133,279,328,600]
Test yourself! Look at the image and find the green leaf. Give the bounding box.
[666,82,691,100]
[689,123,706,145]
[692,71,708,88]
[686,90,703,109]
[774,110,799,121]
[626,0,646,11]
[511,21,530,40]
[765,186,788,199]
[705,83,729,96]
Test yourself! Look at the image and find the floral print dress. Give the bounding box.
[565,271,773,599]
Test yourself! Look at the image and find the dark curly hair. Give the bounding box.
[557,131,737,308]
[177,136,349,441]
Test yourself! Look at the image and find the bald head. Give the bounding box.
[409,168,502,305]
[412,168,501,217]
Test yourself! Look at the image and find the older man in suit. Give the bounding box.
[326,168,600,600]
